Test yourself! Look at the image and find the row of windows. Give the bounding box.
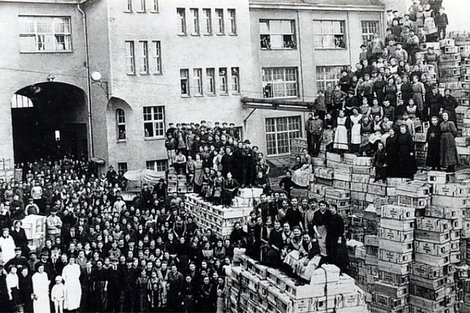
[260,19,379,50]
[125,40,161,75]
[125,0,159,13]
[117,160,167,174]
[115,106,165,141]
[177,8,236,36]
[180,67,239,97]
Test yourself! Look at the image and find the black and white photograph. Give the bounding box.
[1,0,470,312]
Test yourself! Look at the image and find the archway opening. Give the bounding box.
[11,82,88,164]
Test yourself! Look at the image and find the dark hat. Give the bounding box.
[244,140,251,144]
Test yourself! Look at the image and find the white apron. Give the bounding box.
[62,264,82,310]
[33,272,50,313]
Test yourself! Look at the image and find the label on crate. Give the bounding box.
[380,218,415,231]
[414,229,451,244]
[378,227,414,242]
[414,241,451,257]
[411,263,447,281]
[425,205,463,219]
[378,249,412,264]
[381,205,416,221]
[416,217,452,232]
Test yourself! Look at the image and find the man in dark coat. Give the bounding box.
[442,89,458,123]
[167,264,184,312]
[80,261,94,313]
[0,265,12,313]
[426,116,441,170]
[396,124,416,179]
[18,267,33,313]
[325,205,347,273]
[426,85,443,119]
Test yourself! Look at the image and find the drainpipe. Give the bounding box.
[77,3,94,158]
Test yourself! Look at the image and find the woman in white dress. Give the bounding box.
[32,263,50,313]
[62,257,82,311]
[333,110,349,153]
[350,108,363,154]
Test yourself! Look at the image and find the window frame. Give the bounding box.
[152,40,162,74]
[124,0,133,12]
[116,109,126,142]
[202,9,212,35]
[150,0,159,13]
[361,20,379,45]
[180,69,190,96]
[177,8,187,35]
[190,8,200,35]
[118,162,128,174]
[146,160,168,172]
[206,68,216,96]
[193,68,203,96]
[125,40,136,75]
[262,67,299,99]
[265,116,302,156]
[315,65,347,92]
[227,9,237,35]
[215,9,225,35]
[313,20,347,50]
[231,67,240,94]
[259,19,296,50]
[19,15,73,53]
[143,106,165,139]
[137,0,146,12]
[139,40,149,75]
[219,67,228,95]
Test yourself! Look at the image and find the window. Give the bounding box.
[190,8,200,35]
[361,20,379,45]
[265,116,302,155]
[260,19,296,50]
[116,109,126,140]
[206,68,216,95]
[143,106,165,138]
[228,9,237,35]
[137,0,146,12]
[180,69,190,96]
[125,0,132,12]
[125,41,135,75]
[219,68,228,94]
[313,20,346,49]
[231,67,240,93]
[193,68,203,95]
[203,9,212,35]
[262,67,298,98]
[139,41,149,74]
[177,8,186,34]
[152,41,162,74]
[19,16,72,53]
[316,66,346,91]
[215,9,224,34]
[118,163,128,174]
[146,160,168,172]
[150,0,159,12]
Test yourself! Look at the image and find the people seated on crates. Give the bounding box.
[440,111,459,172]
[220,172,239,207]
[291,148,312,188]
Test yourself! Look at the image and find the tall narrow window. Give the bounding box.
[137,0,146,12]
[180,69,189,96]
[206,68,215,95]
[177,8,186,35]
[139,41,149,74]
[125,41,135,75]
[150,0,158,12]
[219,68,228,94]
[193,68,203,96]
[143,106,165,138]
[231,67,240,93]
[125,0,132,12]
[152,41,162,74]
[203,9,212,35]
[228,9,237,35]
[215,9,224,34]
[190,8,200,35]
[116,109,126,140]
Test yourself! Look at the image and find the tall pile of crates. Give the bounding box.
[167,169,192,194]
[370,205,415,313]
[227,254,368,313]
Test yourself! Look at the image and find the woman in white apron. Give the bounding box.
[333,110,349,152]
[62,257,82,311]
[32,263,50,313]
[350,108,362,154]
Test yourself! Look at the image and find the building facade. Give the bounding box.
[0,0,384,175]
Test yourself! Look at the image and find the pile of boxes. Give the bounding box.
[167,168,192,194]
[184,188,262,237]
[227,254,368,313]
[369,205,415,313]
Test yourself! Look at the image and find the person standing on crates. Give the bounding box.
[313,201,330,265]
[434,7,448,40]
[305,112,323,157]
[440,111,459,172]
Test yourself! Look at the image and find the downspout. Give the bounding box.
[297,10,306,138]
[77,3,94,158]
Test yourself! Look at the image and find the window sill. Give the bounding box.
[139,72,150,76]
[136,10,146,13]
[177,33,188,36]
[191,33,201,36]
[203,33,213,36]
[153,72,163,76]
[181,95,191,98]
[232,92,241,96]
[127,73,136,76]
[117,139,127,143]
[20,50,73,54]
[264,96,299,100]
[261,48,297,51]
[123,10,133,13]
[314,48,347,51]
[149,10,159,13]
[194,94,204,97]
[228,33,238,36]
[144,137,165,141]
[220,93,229,96]
[206,93,216,97]
[216,33,225,36]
